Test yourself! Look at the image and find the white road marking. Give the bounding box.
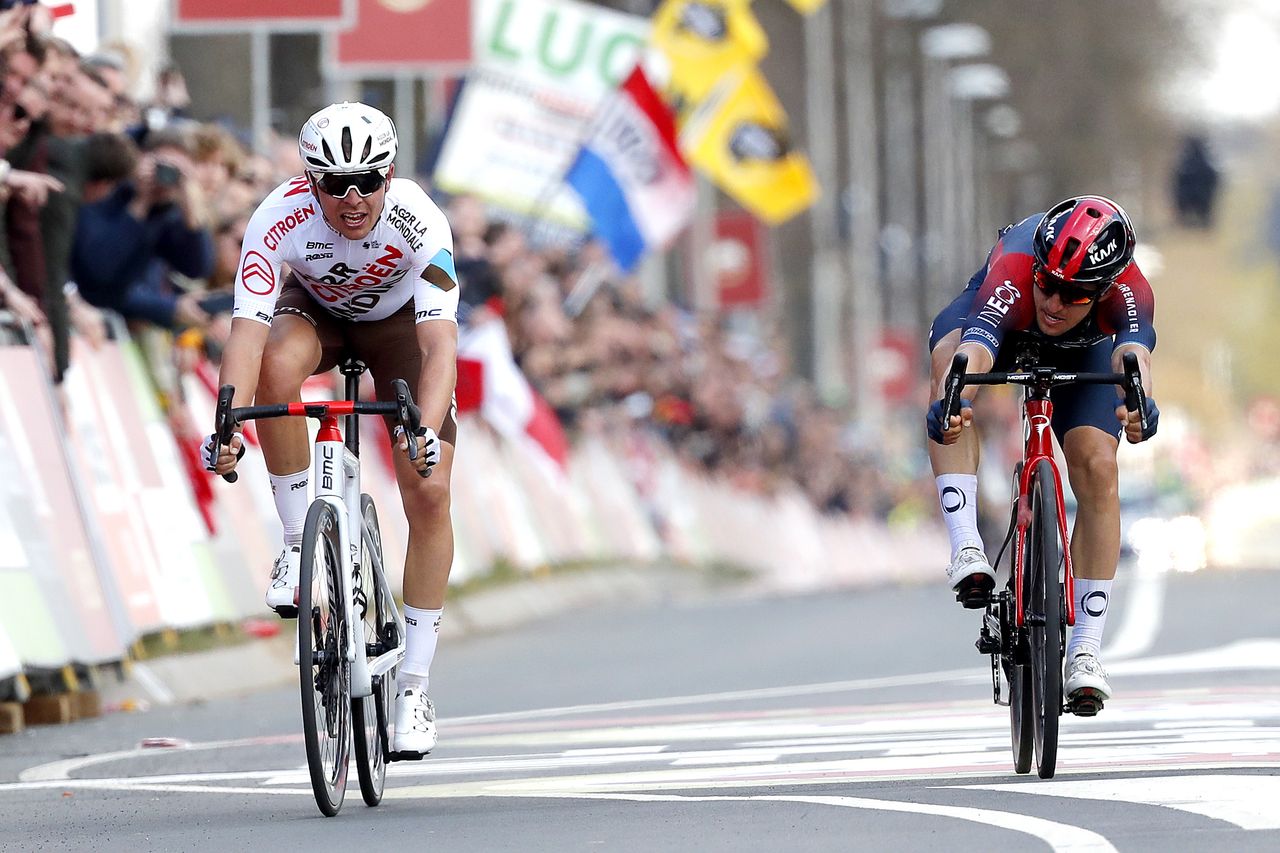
[17,733,298,782]
[1109,639,1280,676]
[128,662,176,705]
[439,668,982,725]
[16,641,1280,790]
[1103,561,1165,661]
[441,639,1280,728]
[523,793,1118,853]
[963,775,1280,830]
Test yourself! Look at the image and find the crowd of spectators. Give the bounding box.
[0,5,934,525]
[0,5,291,388]
[448,195,935,522]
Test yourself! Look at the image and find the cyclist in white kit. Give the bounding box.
[207,102,458,755]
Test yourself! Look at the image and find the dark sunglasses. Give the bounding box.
[1033,266,1102,306]
[312,169,387,199]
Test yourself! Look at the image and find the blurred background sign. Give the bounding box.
[870,329,918,407]
[333,0,472,74]
[172,0,352,28]
[712,209,767,309]
[432,0,649,227]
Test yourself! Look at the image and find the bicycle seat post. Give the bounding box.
[339,357,368,455]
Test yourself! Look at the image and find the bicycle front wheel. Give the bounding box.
[299,500,351,816]
[353,494,396,807]
[1029,459,1063,779]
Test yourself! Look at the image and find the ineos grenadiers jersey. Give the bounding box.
[232,176,459,326]
[958,214,1156,357]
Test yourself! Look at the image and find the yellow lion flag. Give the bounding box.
[651,0,768,112]
[681,67,818,224]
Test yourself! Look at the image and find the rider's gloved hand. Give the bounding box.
[203,432,245,475]
[1115,396,1159,444]
[395,425,440,478]
[927,398,972,445]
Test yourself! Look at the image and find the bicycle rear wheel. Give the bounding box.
[298,500,351,816]
[1029,460,1063,778]
[353,494,396,807]
[1003,462,1034,774]
[1004,588,1034,774]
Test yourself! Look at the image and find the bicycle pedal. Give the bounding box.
[975,633,1000,655]
[955,574,995,610]
[1067,690,1104,717]
[388,750,428,762]
[272,605,299,620]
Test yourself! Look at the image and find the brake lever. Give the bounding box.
[214,384,239,483]
[943,352,969,420]
[1121,351,1148,435]
[391,378,424,465]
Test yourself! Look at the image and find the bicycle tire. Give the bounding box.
[1005,585,1034,774]
[1029,459,1062,778]
[353,494,395,807]
[298,500,351,817]
[1003,463,1034,774]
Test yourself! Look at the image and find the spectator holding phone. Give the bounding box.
[70,127,215,330]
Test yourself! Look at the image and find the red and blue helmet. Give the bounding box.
[1032,195,1136,287]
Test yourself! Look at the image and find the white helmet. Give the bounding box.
[298,102,397,173]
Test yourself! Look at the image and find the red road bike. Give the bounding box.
[939,347,1147,778]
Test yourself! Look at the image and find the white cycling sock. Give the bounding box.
[936,474,983,557]
[269,468,309,547]
[400,605,443,693]
[1067,578,1113,659]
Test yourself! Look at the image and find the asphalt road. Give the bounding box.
[2,566,1278,852]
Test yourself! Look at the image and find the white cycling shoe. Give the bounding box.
[265,546,301,615]
[1064,651,1111,716]
[392,686,437,757]
[947,545,996,609]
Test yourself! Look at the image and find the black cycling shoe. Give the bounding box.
[955,573,995,609]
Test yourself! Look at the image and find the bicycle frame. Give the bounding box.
[309,406,406,700]
[1013,393,1074,630]
[940,349,1146,629]
[213,370,425,700]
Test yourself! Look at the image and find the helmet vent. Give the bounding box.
[1060,237,1081,267]
[1085,206,1102,218]
[341,127,353,161]
[360,137,373,163]
[320,139,336,165]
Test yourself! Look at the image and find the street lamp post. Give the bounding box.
[949,62,1011,273]
[919,23,994,323]
[806,2,845,402]
[879,0,943,336]
[844,0,884,429]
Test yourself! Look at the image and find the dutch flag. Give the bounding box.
[566,64,696,273]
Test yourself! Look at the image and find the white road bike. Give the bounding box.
[214,360,429,816]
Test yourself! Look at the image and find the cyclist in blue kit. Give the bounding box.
[925,195,1160,714]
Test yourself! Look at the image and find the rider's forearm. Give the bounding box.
[416,328,458,435]
[1112,343,1153,396]
[218,318,270,410]
[939,342,996,403]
